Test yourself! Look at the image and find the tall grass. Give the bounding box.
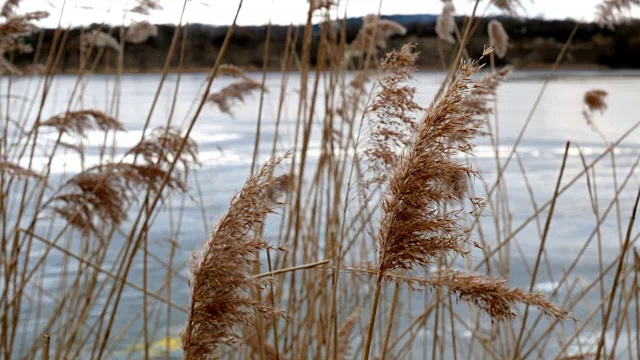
[1,0,639,359]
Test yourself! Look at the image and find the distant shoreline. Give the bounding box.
[32,63,620,76]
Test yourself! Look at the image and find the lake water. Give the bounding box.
[6,69,640,358]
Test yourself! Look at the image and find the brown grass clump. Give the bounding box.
[488,20,509,59]
[82,30,120,51]
[596,0,640,28]
[182,156,286,359]
[130,0,162,15]
[38,110,124,137]
[348,14,407,56]
[125,20,158,44]
[365,43,423,185]
[207,77,266,116]
[427,270,569,321]
[435,0,456,44]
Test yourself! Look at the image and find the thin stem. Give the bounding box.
[513,141,571,357]
[595,186,640,359]
[364,276,383,360]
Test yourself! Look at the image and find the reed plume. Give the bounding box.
[130,0,162,15]
[207,77,266,116]
[82,30,120,51]
[1,0,19,18]
[363,56,484,360]
[348,14,407,56]
[583,89,608,113]
[217,64,248,78]
[182,156,286,359]
[460,66,512,121]
[39,110,124,137]
[582,89,609,141]
[596,0,640,28]
[365,43,423,185]
[48,126,197,235]
[0,160,42,180]
[376,60,481,277]
[435,0,456,44]
[308,0,337,12]
[125,20,158,44]
[488,20,509,59]
[426,269,568,321]
[0,9,48,53]
[491,0,522,14]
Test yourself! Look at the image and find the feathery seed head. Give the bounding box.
[488,20,509,58]
[182,156,287,358]
[125,20,158,44]
[436,0,456,44]
[583,89,608,113]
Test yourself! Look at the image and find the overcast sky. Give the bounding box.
[20,0,640,28]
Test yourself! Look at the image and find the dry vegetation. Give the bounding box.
[1,0,640,359]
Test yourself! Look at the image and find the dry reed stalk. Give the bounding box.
[0,55,20,74]
[130,0,162,15]
[81,30,120,51]
[365,44,422,185]
[247,336,287,360]
[435,0,456,44]
[182,156,286,359]
[595,186,640,359]
[125,20,158,44]
[487,20,509,59]
[348,14,407,56]
[596,0,640,28]
[335,309,360,359]
[364,57,485,360]
[207,77,266,115]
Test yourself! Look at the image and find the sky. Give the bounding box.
[18,0,640,28]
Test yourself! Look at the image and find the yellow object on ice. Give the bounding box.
[126,336,182,357]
